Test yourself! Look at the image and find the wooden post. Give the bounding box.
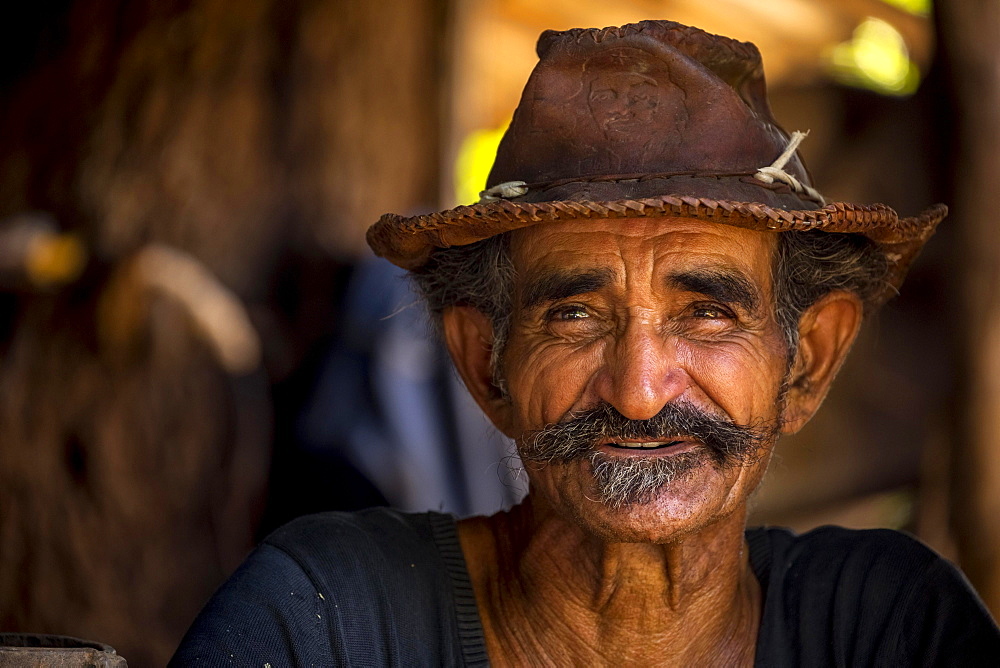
[936,0,1000,618]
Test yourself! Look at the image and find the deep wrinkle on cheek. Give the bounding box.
[509,332,609,427]
[679,338,786,423]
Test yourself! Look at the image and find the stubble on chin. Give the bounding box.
[587,450,711,508]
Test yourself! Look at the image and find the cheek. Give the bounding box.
[504,336,605,428]
[679,337,787,421]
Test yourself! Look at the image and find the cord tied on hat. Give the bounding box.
[754,130,826,205]
[479,181,528,203]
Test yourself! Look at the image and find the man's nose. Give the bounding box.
[592,319,686,421]
[608,99,629,117]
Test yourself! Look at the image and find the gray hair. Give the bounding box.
[772,230,889,359]
[410,227,890,387]
[410,233,515,394]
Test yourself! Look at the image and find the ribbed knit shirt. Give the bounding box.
[171,508,1000,666]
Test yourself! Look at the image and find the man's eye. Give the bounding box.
[692,305,732,319]
[548,305,589,321]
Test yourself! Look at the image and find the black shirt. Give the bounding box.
[171,508,1000,666]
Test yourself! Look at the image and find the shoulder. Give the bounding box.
[750,523,930,554]
[748,524,939,579]
[172,509,472,667]
[749,524,977,612]
[263,507,450,578]
[749,526,1000,666]
[260,509,468,627]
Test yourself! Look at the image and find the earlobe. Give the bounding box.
[780,291,863,434]
[441,306,513,434]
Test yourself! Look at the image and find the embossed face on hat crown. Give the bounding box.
[583,46,669,136]
[489,29,791,187]
[588,72,660,133]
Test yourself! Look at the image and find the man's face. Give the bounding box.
[588,72,661,134]
[499,217,790,542]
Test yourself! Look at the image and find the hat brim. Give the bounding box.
[367,195,947,304]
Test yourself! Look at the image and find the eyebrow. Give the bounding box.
[668,268,761,314]
[520,268,614,311]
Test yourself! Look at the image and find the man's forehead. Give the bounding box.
[508,217,777,279]
[507,218,778,318]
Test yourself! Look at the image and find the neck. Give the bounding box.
[459,495,761,667]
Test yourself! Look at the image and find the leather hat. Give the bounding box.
[367,20,945,296]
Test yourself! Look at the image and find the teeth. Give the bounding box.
[616,441,673,449]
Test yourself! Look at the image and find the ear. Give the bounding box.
[780,291,863,434]
[441,306,514,435]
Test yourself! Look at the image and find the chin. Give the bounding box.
[544,457,756,544]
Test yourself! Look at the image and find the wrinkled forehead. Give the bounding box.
[508,217,778,299]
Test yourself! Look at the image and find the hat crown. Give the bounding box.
[487,20,811,194]
[367,19,945,296]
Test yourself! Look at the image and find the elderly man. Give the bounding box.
[173,20,999,666]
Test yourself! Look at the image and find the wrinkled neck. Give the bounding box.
[459,495,761,666]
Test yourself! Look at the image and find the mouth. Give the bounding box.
[599,439,698,457]
[607,439,685,450]
[606,117,635,129]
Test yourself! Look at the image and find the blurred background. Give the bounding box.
[1,0,997,664]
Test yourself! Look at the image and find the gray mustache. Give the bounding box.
[518,401,774,466]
